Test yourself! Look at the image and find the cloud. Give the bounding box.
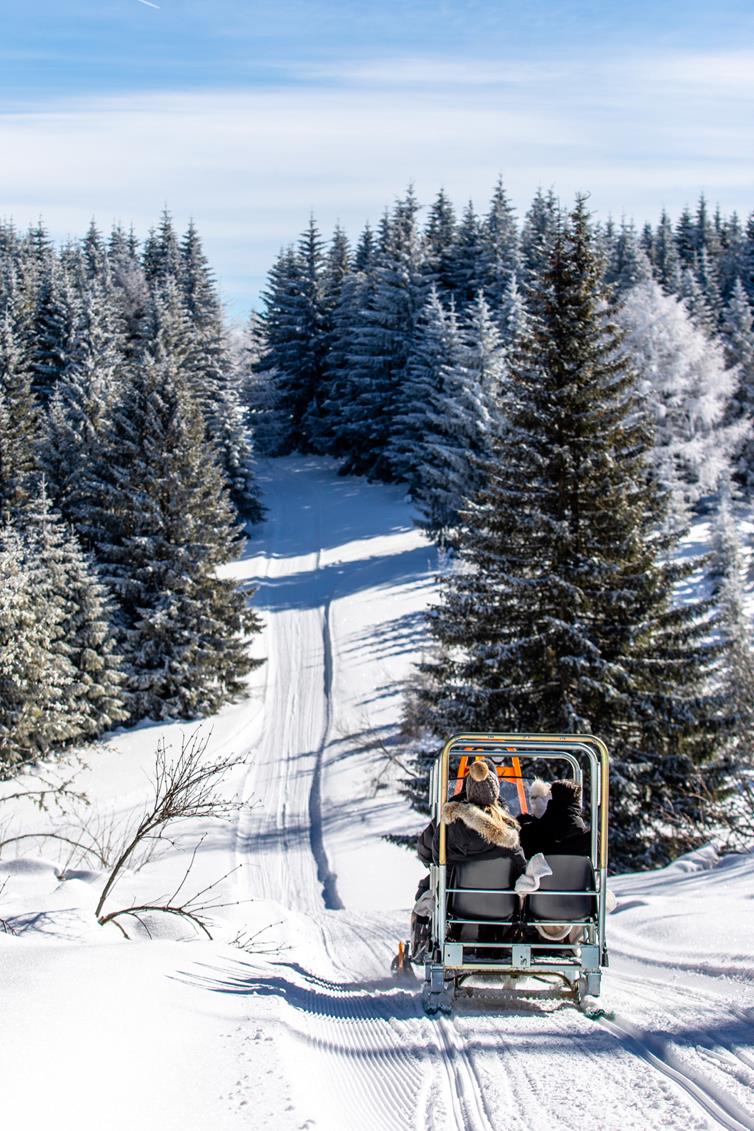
[0,50,751,314]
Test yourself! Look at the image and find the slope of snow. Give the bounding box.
[1,456,754,1131]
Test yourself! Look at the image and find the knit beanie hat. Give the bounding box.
[466,759,500,807]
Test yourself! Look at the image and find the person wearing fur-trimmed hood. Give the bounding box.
[430,759,526,878]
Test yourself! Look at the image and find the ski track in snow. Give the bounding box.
[223,458,754,1131]
[3,456,753,1131]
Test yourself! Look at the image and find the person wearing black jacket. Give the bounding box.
[518,779,590,859]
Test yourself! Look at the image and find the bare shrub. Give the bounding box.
[95,730,251,938]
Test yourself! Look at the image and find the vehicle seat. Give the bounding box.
[527,855,596,922]
[448,857,517,923]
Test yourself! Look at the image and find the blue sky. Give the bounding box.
[2,0,753,316]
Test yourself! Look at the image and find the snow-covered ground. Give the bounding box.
[1,456,753,1131]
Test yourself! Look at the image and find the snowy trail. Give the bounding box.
[221,458,754,1131]
[2,457,753,1131]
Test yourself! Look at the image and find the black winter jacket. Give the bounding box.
[519,797,589,859]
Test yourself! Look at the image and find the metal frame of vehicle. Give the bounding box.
[422,732,610,1014]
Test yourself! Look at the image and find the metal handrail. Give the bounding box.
[433,733,610,960]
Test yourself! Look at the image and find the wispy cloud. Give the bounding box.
[0,48,751,314]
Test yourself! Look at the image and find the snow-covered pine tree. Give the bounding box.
[40,281,123,527]
[22,484,126,741]
[652,210,682,294]
[142,208,181,286]
[519,188,560,287]
[604,222,653,295]
[675,206,697,270]
[710,482,754,758]
[81,220,109,284]
[303,224,352,453]
[618,278,746,518]
[27,258,76,406]
[444,201,485,308]
[717,212,746,302]
[387,286,456,489]
[694,246,724,326]
[178,222,262,521]
[424,189,458,296]
[411,291,501,542]
[255,220,328,454]
[336,189,426,479]
[109,224,150,360]
[694,195,720,263]
[678,266,718,336]
[354,223,377,273]
[0,289,39,523]
[408,196,728,867]
[722,279,754,496]
[82,340,262,722]
[391,287,496,542]
[0,519,81,768]
[479,176,519,311]
[317,265,376,459]
[742,211,754,304]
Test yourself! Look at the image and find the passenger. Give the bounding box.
[410,761,525,955]
[432,760,526,877]
[519,778,590,859]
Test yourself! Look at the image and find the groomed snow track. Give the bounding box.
[215,458,754,1131]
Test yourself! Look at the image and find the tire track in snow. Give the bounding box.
[604,968,754,1124]
[431,1017,497,1131]
[275,968,427,1130]
[597,1013,754,1131]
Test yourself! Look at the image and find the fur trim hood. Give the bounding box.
[441,801,520,849]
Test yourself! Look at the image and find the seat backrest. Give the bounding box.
[449,856,516,921]
[527,855,596,921]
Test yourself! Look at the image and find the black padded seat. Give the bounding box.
[448,857,517,922]
[527,855,596,921]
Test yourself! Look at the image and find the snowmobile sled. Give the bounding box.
[398,733,610,1015]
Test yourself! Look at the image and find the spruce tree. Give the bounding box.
[0,521,77,767]
[409,197,728,867]
[143,209,181,286]
[27,260,76,405]
[424,189,458,295]
[604,222,653,294]
[388,287,457,489]
[710,485,754,758]
[336,189,426,479]
[22,485,126,741]
[653,211,682,293]
[41,282,123,526]
[408,291,500,543]
[83,343,262,721]
[0,292,39,523]
[722,279,754,496]
[445,201,485,307]
[178,224,262,520]
[256,220,327,454]
[520,188,559,286]
[479,177,519,311]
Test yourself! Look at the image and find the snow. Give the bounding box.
[2,456,754,1131]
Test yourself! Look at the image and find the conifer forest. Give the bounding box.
[2,184,754,867]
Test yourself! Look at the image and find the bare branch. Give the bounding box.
[94,730,251,936]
